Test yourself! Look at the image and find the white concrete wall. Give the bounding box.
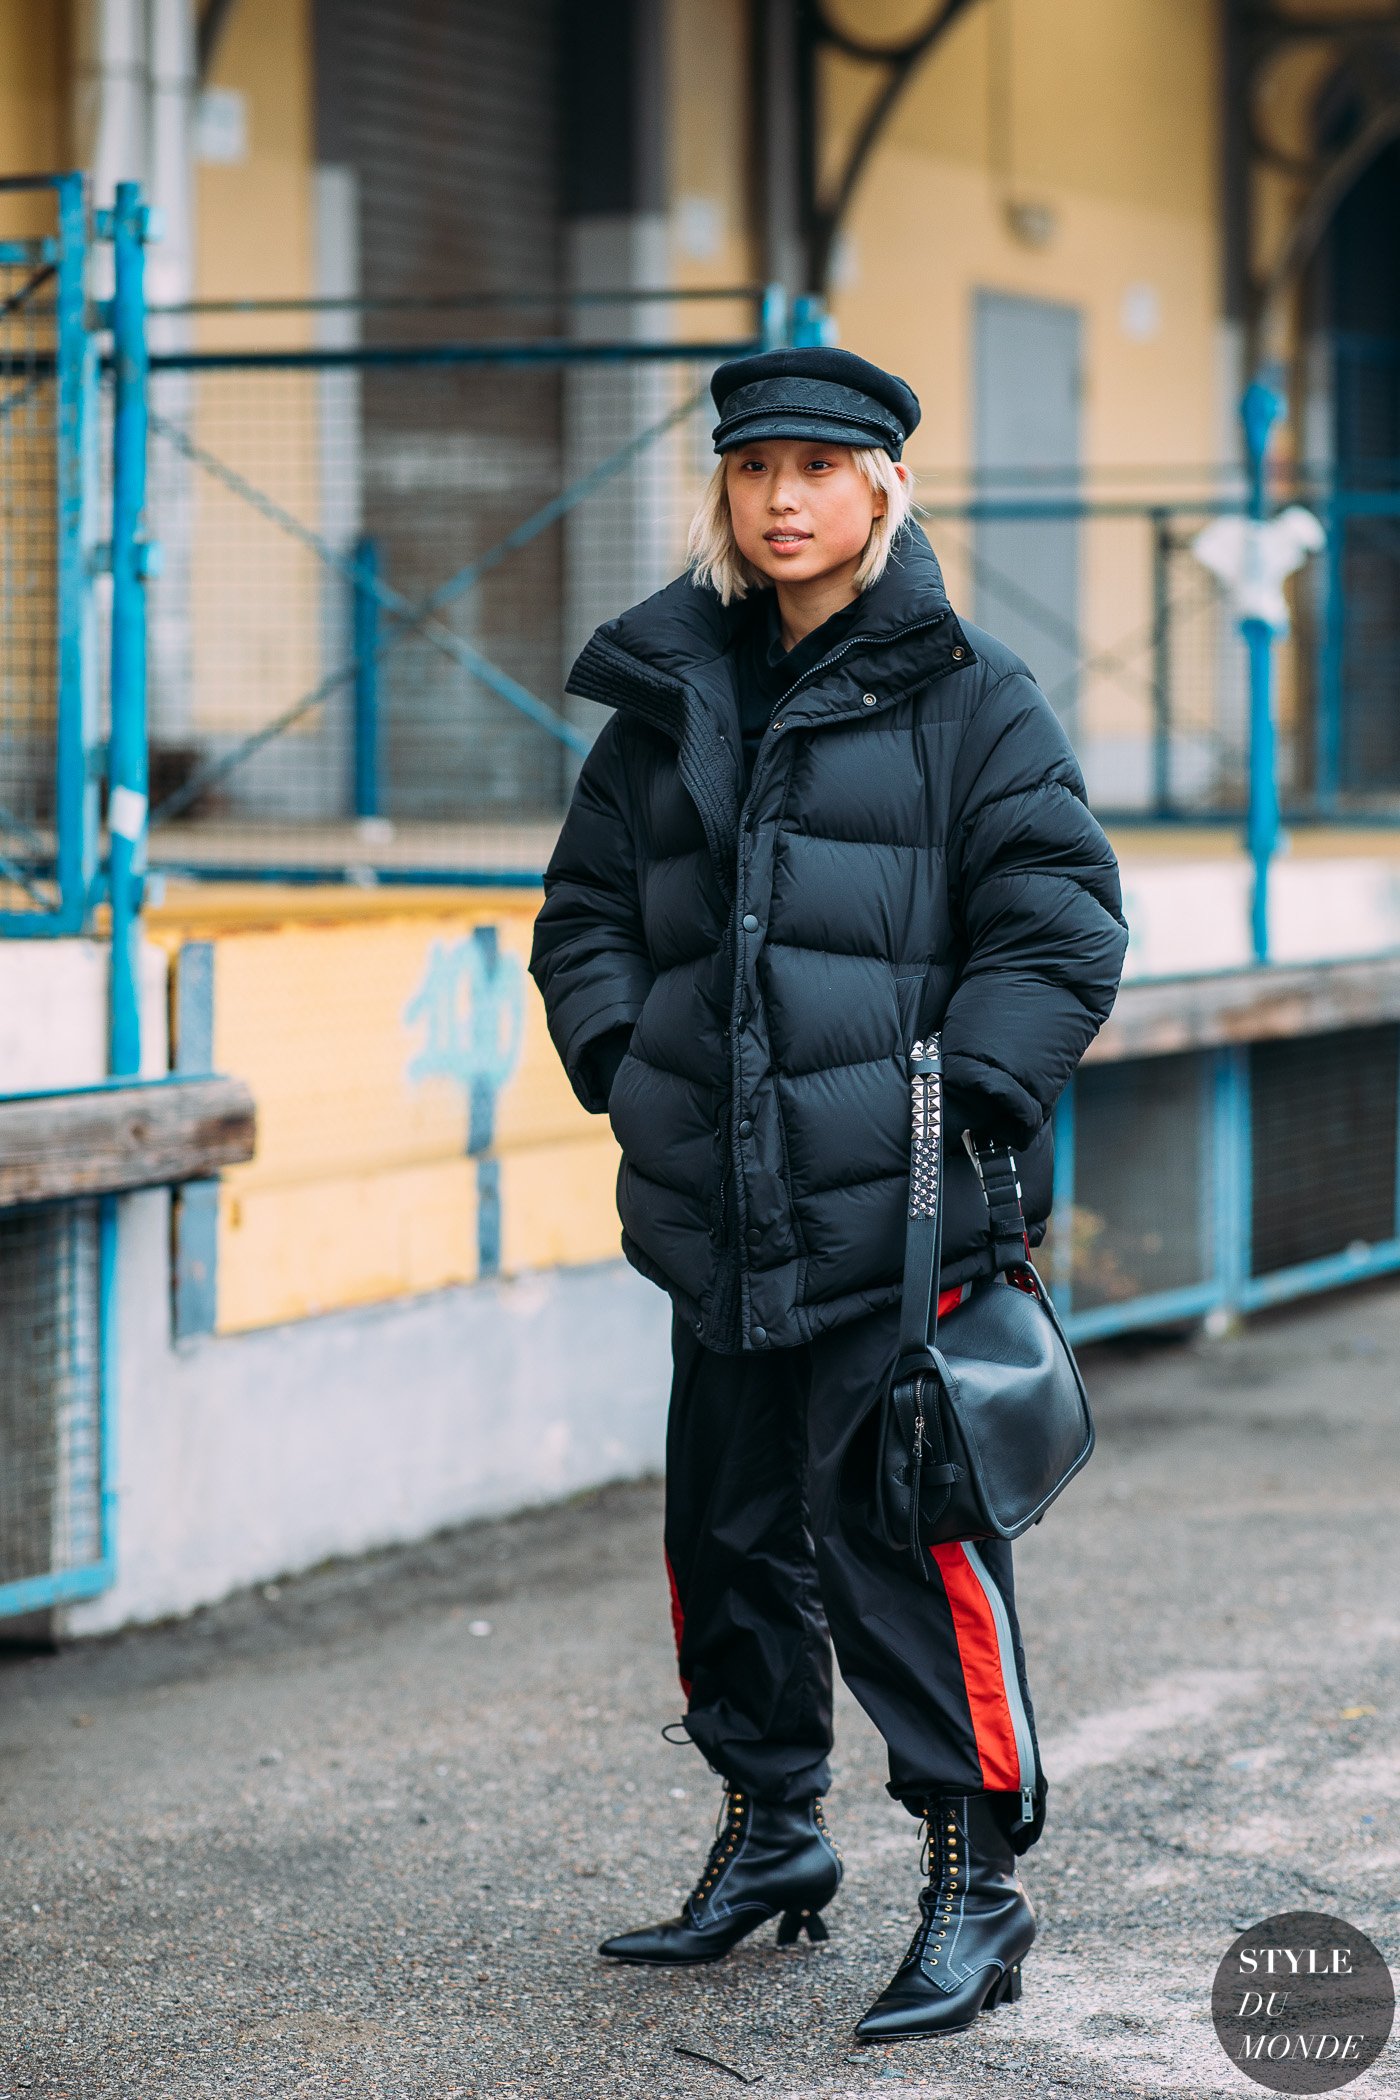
[66,1190,672,1634]
[1122,855,1400,979]
[0,938,168,1087]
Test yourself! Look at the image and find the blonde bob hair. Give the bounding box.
[686,445,914,606]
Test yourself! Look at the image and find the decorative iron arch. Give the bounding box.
[796,0,990,294]
[1227,0,1400,366]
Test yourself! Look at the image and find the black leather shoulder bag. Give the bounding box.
[860,1035,1095,1571]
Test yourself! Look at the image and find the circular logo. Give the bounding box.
[1212,1911,1394,2091]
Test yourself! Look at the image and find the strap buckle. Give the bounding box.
[964,1132,1030,1266]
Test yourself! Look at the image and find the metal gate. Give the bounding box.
[134,288,779,877]
[0,177,149,1621]
[0,174,96,935]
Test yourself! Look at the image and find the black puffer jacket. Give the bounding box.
[530,526,1127,1353]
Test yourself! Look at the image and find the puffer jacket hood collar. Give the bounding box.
[566,522,961,712]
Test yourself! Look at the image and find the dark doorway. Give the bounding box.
[1323,139,1400,791]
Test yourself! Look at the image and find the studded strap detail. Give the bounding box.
[908,1036,942,1220]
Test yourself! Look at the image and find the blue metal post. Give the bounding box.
[1214,1045,1251,1313]
[1241,378,1284,965]
[352,535,382,819]
[1244,618,1276,963]
[54,171,95,930]
[1049,1078,1076,1316]
[107,182,152,1078]
[97,1193,120,1579]
[1150,508,1172,816]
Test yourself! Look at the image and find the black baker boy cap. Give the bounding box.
[710,346,921,460]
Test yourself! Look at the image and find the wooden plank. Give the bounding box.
[0,1077,256,1209]
[1088,957,1400,1064]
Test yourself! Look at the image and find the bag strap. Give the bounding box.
[968,1139,1030,1270]
[896,1034,1029,1368]
[896,1037,945,1365]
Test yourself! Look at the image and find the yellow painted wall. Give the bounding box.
[823,0,1221,766]
[668,0,757,336]
[157,890,620,1333]
[0,2,68,211]
[0,6,70,766]
[196,0,316,314]
[663,0,1226,766]
[821,0,1220,479]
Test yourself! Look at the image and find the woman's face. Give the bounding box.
[724,440,886,589]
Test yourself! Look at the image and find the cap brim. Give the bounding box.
[714,412,897,454]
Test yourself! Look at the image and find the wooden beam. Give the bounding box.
[0,1077,255,1210]
[1088,956,1400,1064]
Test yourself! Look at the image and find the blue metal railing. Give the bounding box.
[1053,1012,1400,1347]
[105,180,152,1078]
[0,176,154,1622]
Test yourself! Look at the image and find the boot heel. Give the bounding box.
[989,1962,1023,2007]
[777,1907,829,1946]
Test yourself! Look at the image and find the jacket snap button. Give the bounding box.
[771,717,785,731]
[952,646,965,660]
[861,693,877,707]
[747,1226,761,1245]
[741,913,759,933]
[752,1326,767,1345]
[739,1118,753,1138]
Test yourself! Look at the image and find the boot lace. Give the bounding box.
[902,1804,960,1970]
[685,1786,748,1918]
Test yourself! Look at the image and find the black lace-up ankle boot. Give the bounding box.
[854,1794,1034,2040]
[598,1786,842,1966]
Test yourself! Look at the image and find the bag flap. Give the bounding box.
[933,1272,1095,1535]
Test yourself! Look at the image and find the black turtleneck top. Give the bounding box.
[733,589,864,791]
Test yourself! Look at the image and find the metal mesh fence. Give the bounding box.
[1329,504,1400,791]
[127,306,1400,877]
[0,1200,102,1592]
[922,497,1250,814]
[1047,1028,1400,1326]
[0,233,59,910]
[1250,1026,1400,1275]
[1060,1052,1214,1313]
[142,342,727,876]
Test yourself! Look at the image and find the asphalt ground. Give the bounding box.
[2,1281,1398,2100]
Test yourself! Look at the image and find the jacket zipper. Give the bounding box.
[727,610,956,1341]
[763,612,951,767]
[738,610,952,826]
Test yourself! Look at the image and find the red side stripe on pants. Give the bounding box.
[664,1550,692,1698]
[929,1541,1021,1790]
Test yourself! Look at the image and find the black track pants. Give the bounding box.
[664,1303,1047,1847]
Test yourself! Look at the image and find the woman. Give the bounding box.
[529,346,1127,2041]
